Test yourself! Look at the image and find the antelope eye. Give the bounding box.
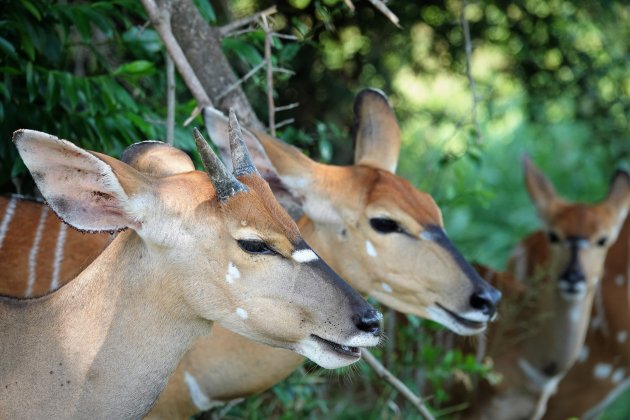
[548,231,561,244]
[596,236,608,247]
[237,239,276,255]
[369,218,401,234]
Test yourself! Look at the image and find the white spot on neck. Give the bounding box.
[236,307,248,319]
[382,282,393,293]
[578,345,589,363]
[365,240,377,257]
[612,368,626,384]
[292,249,319,263]
[225,262,240,284]
[184,371,213,410]
[616,275,625,286]
[594,363,613,379]
[617,331,628,343]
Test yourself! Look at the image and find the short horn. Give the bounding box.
[193,127,247,201]
[228,109,259,177]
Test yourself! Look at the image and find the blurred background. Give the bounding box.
[0,0,628,418]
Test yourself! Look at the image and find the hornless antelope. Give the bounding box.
[0,115,381,418]
[0,90,502,418]
[543,214,630,419]
[455,159,630,420]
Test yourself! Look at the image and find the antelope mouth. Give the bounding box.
[311,334,361,358]
[434,303,488,333]
[558,281,587,301]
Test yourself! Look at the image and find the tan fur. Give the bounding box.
[0,130,379,419]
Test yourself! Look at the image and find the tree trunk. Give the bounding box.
[157,0,265,131]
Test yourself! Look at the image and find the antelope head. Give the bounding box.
[522,156,630,302]
[204,90,501,336]
[12,113,381,369]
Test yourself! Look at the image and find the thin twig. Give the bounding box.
[365,0,401,28]
[221,28,260,38]
[343,0,356,12]
[460,0,481,145]
[218,5,277,37]
[272,67,295,75]
[271,32,299,40]
[183,106,202,127]
[362,349,435,420]
[141,0,212,108]
[261,15,276,136]
[217,61,266,100]
[275,118,294,129]
[165,53,175,145]
[275,102,299,112]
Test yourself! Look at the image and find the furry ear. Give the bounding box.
[121,141,195,177]
[605,169,630,227]
[352,89,401,173]
[14,129,149,232]
[522,155,561,221]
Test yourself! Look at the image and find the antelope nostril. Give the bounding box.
[470,289,498,317]
[562,269,585,284]
[353,309,382,336]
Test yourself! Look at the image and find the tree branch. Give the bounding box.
[460,0,482,145]
[216,61,266,100]
[361,349,435,420]
[141,0,212,108]
[261,14,276,136]
[218,5,277,37]
[165,53,175,144]
[365,0,401,28]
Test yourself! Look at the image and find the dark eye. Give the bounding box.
[369,218,401,234]
[548,231,560,244]
[237,239,276,255]
[596,237,608,247]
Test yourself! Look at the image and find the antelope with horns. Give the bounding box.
[453,160,630,420]
[543,213,630,419]
[0,114,381,418]
[0,90,501,418]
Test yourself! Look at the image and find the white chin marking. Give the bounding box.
[365,240,378,257]
[594,363,613,379]
[295,338,359,369]
[235,308,248,319]
[292,249,319,263]
[225,261,240,284]
[381,282,393,293]
[457,310,490,323]
[426,306,486,336]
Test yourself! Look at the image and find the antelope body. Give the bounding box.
[456,160,630,419]
[0,90,501,419]
[0,118,380,418]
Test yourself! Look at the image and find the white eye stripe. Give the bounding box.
[292,249,319,263]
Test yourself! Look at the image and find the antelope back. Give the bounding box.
[205,90,501,336]
[10,126,381,370]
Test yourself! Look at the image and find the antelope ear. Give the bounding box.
[352,89,401,173]
[121,141,194,177]
[13,129,149,233]
[522,155,561,221]
[605,169,630,225]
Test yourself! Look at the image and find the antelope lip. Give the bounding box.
[436,303,487,330]
[310,334,361,358]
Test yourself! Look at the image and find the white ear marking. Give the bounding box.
[365,240,377,257]
[236,308,248,319]
[225,262,240,284]
[50,223,68,291]
[292,249,319,263]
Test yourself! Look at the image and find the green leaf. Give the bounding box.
[114,60,155,75]
[25,61,36,102]
[45,71,56,111]
[192,0,216,23]
[0,37,17,59]
[21,0,42,21]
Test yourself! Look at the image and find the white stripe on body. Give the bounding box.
[0,197,17,250]
[50,223,68,291]
[25,206,48,297]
